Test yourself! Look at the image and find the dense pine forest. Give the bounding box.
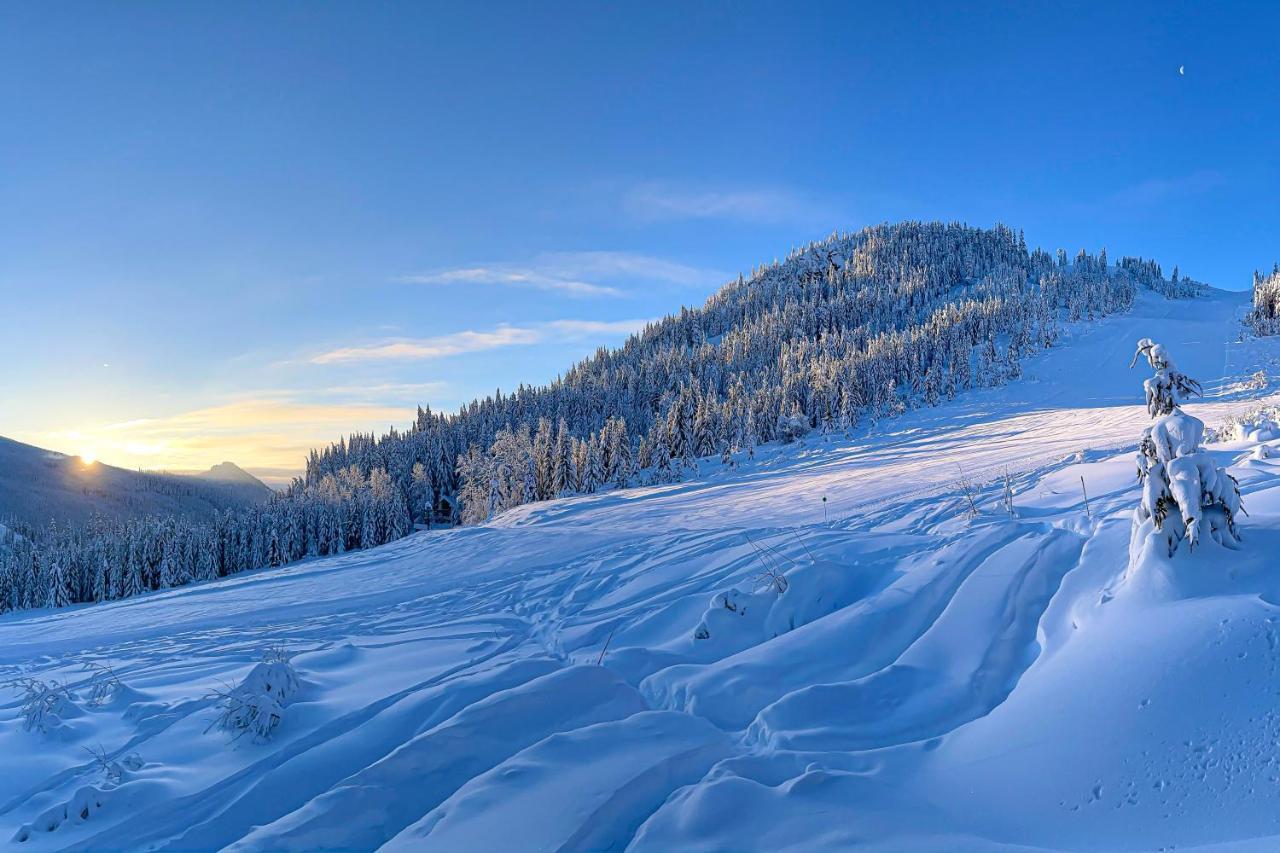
[0,221,1202,613]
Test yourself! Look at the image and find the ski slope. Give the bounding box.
[6,288,1280,851]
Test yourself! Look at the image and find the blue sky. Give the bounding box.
[2,1,1277,482]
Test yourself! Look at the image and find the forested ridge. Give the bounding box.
[0,221,1202,612]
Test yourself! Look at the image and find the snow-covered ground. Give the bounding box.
[6,289,1280,850]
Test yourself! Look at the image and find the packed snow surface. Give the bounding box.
[7,290,1280,850]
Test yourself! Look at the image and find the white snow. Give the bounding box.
[6,288,1280,850]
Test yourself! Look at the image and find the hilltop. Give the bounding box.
[1,222,1206,616]
[5,285,1280,849]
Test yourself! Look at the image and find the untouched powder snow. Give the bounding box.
[7,289,1280,850]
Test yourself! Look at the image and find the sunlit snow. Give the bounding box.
[6,289,1280,850]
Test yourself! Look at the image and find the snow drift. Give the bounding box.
[5,288,1280,851]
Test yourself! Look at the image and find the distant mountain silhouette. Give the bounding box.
[0,436,273,529]
[196,461,273,493]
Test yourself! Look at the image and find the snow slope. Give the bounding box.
[5,288,1280,850]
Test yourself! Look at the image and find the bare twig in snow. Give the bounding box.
[955,464,979,518]
[1002,467,1016,516]
[596,626,617,666]
[789,527,818,563]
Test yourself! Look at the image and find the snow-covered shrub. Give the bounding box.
[693,529,883,651]
[80,662,123,707]
[1131,339,1242,556]
[693,585,781,648]
[206,648,300,742]
[692,555,879,651]
[776,411,810,443]
[755,564,789,595]
[1210,404,1280,445]
[82,744,142,786]
[8,677,76,733]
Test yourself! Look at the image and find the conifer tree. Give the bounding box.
[1131,338,1242,555]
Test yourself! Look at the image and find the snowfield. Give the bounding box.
[8,289,1280,851]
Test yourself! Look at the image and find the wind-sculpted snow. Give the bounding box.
[9,289,1280,850]
[744,526,1084,752]
[384,711,733,851]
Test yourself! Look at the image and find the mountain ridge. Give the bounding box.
[0,436,273,529]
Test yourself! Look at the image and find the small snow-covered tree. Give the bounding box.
[207,647,300,742]
[1129,338,1202,418]
[1131,338,1242,556]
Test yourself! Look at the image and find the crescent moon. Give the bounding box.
[1179,65,1185,76]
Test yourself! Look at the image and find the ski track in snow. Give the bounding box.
[7,290,1280,850]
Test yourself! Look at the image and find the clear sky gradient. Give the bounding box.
[2,2,1277,483]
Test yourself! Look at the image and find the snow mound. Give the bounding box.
[207,655,300,742]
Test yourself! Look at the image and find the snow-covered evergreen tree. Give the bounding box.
[552,419,573,497]
[583,434,605,494]
[1131,338,1243,556]
[1249,264,1280,336]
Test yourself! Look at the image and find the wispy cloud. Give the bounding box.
[310,381,447,400]
[396,251,723,298]
[208,381,449,403]
[308,317,655,365]
[542,318,657,335]
[1104,170,1225,208]
[622,181,838,226]
[399,267,622,298]
[310,327,543,364]
[96,399,408,433]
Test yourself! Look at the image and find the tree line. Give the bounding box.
[0,466,409,612]
[0,221,1202,613]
